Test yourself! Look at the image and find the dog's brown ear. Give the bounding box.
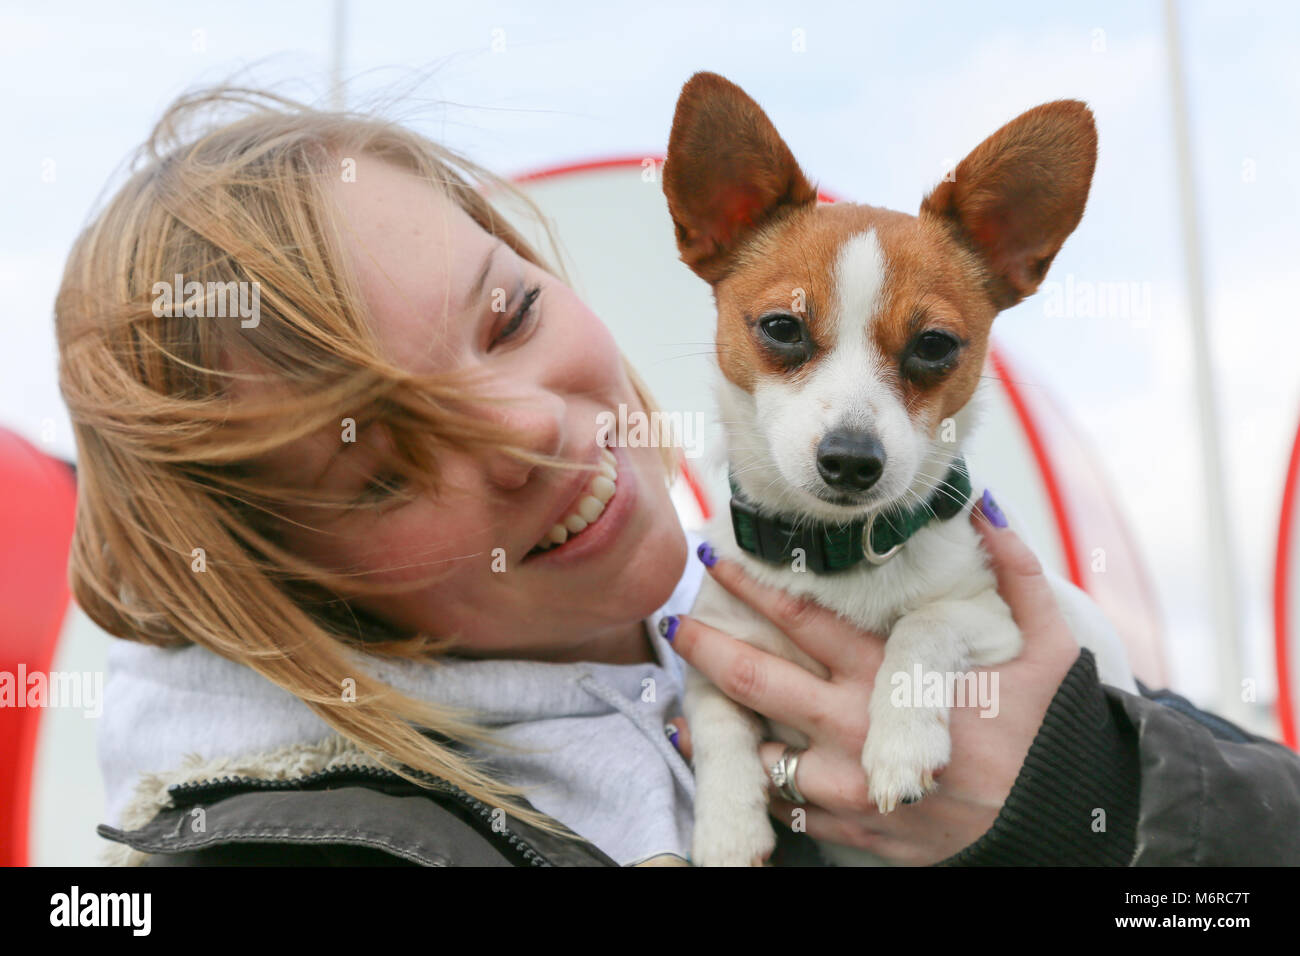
[921,100,1097,310]
[662,72,818,283]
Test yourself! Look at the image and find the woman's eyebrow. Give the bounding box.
[461,244,499,313]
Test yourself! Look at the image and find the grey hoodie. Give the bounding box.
[98,533,705,867]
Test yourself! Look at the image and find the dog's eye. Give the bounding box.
[759,314,804,345]
[913,331,958,362]
[902,331,963,381]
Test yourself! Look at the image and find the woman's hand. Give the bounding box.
[667,494,1082,865]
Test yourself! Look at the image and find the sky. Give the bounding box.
[3,0,1298,716]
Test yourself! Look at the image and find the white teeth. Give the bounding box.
[529,452,620,556]
[577,495,604,523]
[590,475,616,503]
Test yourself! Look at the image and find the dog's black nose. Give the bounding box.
[816,430,886,492]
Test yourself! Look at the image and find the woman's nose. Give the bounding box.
[480,396,566,491]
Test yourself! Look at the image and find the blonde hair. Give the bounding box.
[55,84,678,839]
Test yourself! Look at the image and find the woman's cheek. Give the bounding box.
[559,289,622,374]
[345,509,512,639]
[345,504,489,589]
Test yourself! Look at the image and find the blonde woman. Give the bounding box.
[62,87,1300,867]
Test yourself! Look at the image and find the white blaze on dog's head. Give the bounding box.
[663,72,1097,520]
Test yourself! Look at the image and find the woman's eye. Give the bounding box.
[358,472,408,504]
[492,284,541,348]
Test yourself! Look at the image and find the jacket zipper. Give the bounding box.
[167,764,552,867]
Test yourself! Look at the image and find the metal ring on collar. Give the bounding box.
[863,511,904,565]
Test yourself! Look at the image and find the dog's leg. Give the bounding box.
[862,589,1022,813]
[684,663,777,866]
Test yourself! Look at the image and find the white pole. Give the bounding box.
[330,0,347,111]
[1162,0,1252,726]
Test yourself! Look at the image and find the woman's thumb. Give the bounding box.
[970,490,1067,641]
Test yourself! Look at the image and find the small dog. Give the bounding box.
[662,72,1136,866]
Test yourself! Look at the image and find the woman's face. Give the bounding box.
[258,158,687,663]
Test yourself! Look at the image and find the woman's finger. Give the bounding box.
[756,739,874,813]
[695,542,885,677]
[668,614,842,739]
[666,717,692,762]
[969,491,1076,648]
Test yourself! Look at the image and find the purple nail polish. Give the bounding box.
[665,725,681,750]
[696,541,717,567]
[979,489,1008,529]
[658,615,679,643]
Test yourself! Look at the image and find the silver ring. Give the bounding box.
[769,746,807,804]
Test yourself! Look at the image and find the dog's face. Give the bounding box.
[662,72,1096,521]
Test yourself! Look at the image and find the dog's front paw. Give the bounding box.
[690,794,776,867]
[861,707,951,814]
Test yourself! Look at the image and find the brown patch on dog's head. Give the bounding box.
[703,201,995,430]
[865,212,997,435]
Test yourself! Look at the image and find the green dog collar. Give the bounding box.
[728,457,972,574]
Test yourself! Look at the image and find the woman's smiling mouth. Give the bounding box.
[526,446,619,557]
